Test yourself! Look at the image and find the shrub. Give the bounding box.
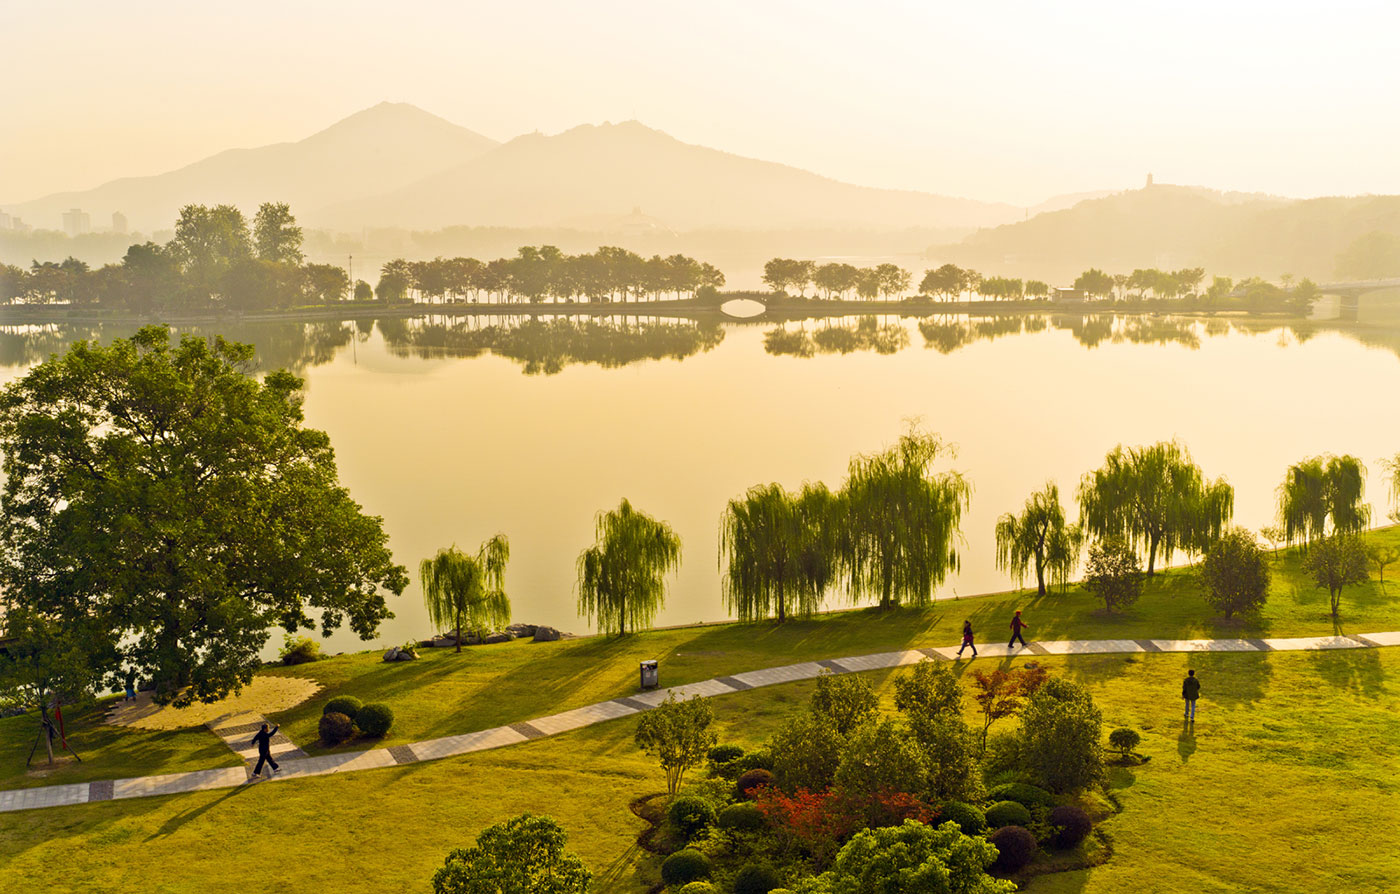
[1109,727,1141,757]
[319,711,354,745]
[736,768,775,799]
[770,716,843,794]
[986,783,1056,810]
[989,825,1036,873]
[934,800,987,836]
[810,670,878,735]
[431,813,589,894]
[660,849,711,887]
[910,715,984,803]
[981,731,1027,782]
[280,634,322,666]
[717,802,767,834]
[355,702,394,737]
[667,795,717,840]
[677,884,717,894]
[1020,678,1104,793]
[893,660,963,719]
[833,720,927,803]
[820,821,1007,891]
[1083,538,1143,612]
[1048,805,1092,849]
[732,863,781,894]
[1199,528,1270,619]
[708,744,745,764]
[985,800,1033,829]
[323,696,363,719]
[735,748,775,773]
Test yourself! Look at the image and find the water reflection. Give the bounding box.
[764,317,909,357]
[378,316,726,375]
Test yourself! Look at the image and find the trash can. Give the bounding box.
[640,659,659,690]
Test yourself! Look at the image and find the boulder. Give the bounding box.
[506,623,538,638]
[383,647,400,662]
[431,636,457,649]
[396,648,419,660]
[483,632,514,644]
[532,626,561,643]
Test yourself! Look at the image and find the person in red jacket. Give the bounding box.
[1008,610,1029,649]
[956,619,977,658]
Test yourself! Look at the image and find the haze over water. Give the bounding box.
[3,315,1397,654]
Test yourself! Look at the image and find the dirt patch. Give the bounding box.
[105,676,322,730]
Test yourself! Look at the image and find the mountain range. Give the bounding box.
[4,103,1022,234]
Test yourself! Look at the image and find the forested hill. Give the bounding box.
[5,103,499,233]
[932,185,1400,283]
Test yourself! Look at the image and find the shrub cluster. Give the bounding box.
[736,768,775,800]
[660,849,711,887]
[986,783,1055,810]
[318,697,393,741]
[323,696,363,719]
[934,801,987,836]
[280,635,322,666]
[732,862,781,894]
[718,802,767,834]
[356,702,394,738]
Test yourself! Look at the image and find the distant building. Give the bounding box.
[0,209,10,229]
[112,211,128,235]
[1054,287,1088,302]
[1145,172,1154,188]
[62,208,91,236]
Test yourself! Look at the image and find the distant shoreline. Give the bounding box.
[0,297,1318,327]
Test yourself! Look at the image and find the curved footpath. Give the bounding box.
[4,631,1398,814]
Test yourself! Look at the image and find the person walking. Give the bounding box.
[123,672,137,702]
[956,620,977,658]
[250,722,281,778]
[1182,669,1201,722]
[1008,610,1029,649]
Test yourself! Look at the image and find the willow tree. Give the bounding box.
[420,536,511,652]
[1277,455,1370,546]
[1383,452,1400,524]
[836,427,971,609]
[577,499,682,635]
[1077,440,1233,575]
[995,482,1083,596]
[719,482,838,622]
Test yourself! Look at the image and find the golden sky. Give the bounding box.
[3,0,1397,207]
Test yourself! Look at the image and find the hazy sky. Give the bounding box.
[4,0,1398,207]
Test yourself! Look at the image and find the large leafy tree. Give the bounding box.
[1198,528,1271,620]
[421,536,511,652]
[837,427,971,609]
[431,814,591,894]
[576,499,681,635]
[1078,440,1234,575]
[719,481,838,622]
[634,694,716,795]
[0,327,408,705]
[1278,454,1370,546]
[252,201,305,265]
[1303,532,1370,618]
[994,482,1082,596]
[169,203,252,298]
[0,607,114,765]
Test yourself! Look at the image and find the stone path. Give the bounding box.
[208,712,309,767]
[3,630,1397,814]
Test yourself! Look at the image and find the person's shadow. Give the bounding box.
[1177,721,1196,763]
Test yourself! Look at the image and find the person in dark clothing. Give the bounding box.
[251,722,280,777]
[1182,669,1201,722]
[1008,610,1029,648]
[956,620,977,658]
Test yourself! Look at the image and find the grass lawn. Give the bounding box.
[0,646,1397,893]
[4,526,1398,790]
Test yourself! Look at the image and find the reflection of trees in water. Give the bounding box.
[765,318,909,358]
[917,318,971,354]
[1051,314,1116,348]
[0,324,102,368]
[1048,314,1200,349]
[227,320,354,371]
[380,316,725,375]
[917,315,1048,353]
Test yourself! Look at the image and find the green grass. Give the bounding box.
[1,647,1397,893]
[4,526,1398,790]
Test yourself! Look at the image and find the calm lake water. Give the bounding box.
[4,312,1400,655]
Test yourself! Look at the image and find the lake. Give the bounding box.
[4,312,1399,655]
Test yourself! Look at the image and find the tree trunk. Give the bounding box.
[39,703,54,766]
[1147,532,1160,575]
[455,608,462,653]
[777,583,786,623]
[1035,552,1047,597]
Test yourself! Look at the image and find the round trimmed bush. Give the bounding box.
[708,744,745,764]
[318,711,354,745]
[732,863,781,894]
[1048,804,1092,849]
[667,795,717,840]
[677,883,717,894]
[717,802,767,834]
[989,825,1037,873]
[322,696,362,719]
[985,800,1033,829]
[660,849,711,887]
[1109,727,1141,756]
[936,800,987,836]
[736,748,775,772]
[736,768,775,799]
[987,782,1055,810]
[355,702,394,737]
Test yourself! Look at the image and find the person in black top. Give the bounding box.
[1182,669,1201,722]
[957,620,977,658]
[250,722,280,777]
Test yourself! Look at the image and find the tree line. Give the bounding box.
[376,246,725,304]
[1073,267,1319,314]
[0,203,352,313]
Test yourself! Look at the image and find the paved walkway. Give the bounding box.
[3,631,1397,814]
[208,713,309,767]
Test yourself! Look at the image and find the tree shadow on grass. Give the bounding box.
[144,782,256,841]
[1307,647,1385,698]
[1180,651,1273,707]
